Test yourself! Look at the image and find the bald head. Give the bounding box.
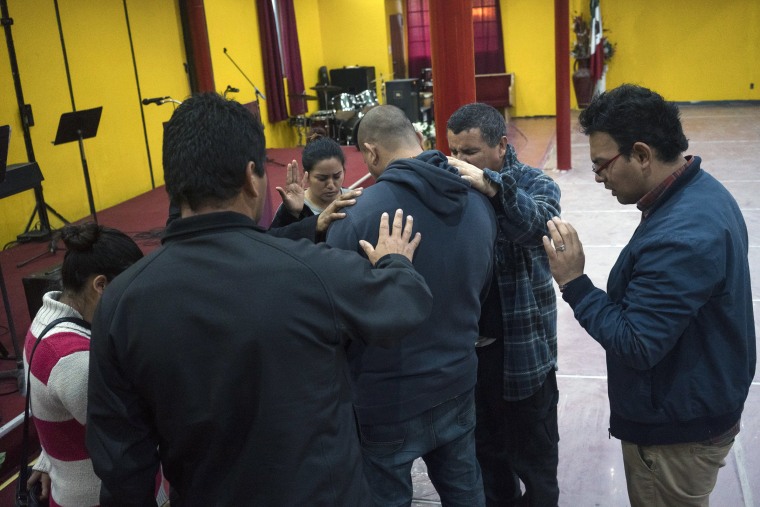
[357,105,423,177]
[358,105,422,152]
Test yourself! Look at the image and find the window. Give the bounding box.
[405,0,505,78]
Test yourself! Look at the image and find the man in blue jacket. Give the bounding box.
[543,84,756,506]
[327,105,497,506]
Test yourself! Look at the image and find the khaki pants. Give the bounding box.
[621,436,734,507]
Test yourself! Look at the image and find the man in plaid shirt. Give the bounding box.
[448,103,561,507]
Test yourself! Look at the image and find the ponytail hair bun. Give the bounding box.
[60,223,101,253]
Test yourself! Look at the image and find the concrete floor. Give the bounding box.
[411,103,760,506]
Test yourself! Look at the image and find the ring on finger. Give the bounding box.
[556,243,566,252]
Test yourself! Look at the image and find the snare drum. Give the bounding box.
[309,111,337,140]
[288,115,308,127]
[331,93,357,111]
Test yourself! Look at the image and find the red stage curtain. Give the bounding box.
[279,0,306,117]
[255,0,288,122]
[473,0,506,74]
[406,0,431,81]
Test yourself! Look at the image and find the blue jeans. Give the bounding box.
[358,388,485,507]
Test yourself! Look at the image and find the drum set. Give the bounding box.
[289,85,380,146]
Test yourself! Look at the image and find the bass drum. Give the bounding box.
[338,112,363,146]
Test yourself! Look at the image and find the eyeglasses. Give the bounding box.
[592,152,623,175]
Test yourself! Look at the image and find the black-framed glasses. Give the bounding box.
[592,152,623,175]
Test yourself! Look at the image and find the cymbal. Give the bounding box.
[311,84,342,92]
[290,93,318,100]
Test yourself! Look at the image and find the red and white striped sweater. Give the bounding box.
[24,292,100,507]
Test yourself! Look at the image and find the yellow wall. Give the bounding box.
[501,0,760,115]
[501,0,557,116]
[601,0,760,101]
[3,0,759,246]
[204,0,298,148]
[0,0,189,247]
[295,0,326,115]
[317,0,392,102]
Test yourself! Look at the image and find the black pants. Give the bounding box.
[475,341,560,507]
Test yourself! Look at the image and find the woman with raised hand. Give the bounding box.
[272,132,362,237]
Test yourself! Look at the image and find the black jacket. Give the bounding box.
[87,211,433,506]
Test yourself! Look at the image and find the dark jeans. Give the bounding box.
[475,343,560,507]
[358,388,485,507]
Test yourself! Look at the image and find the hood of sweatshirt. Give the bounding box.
[376,150,470,217]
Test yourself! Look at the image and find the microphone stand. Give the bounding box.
[223,48,277,164]
[222,47,266,113]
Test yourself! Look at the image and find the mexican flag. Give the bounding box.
[589,0,605,84]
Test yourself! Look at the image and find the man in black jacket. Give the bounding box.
[86,93,433,506]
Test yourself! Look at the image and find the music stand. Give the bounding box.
[53,107,103,224]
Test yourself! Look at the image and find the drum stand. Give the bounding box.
[288,116,308,146]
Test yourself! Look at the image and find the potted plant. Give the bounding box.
[571,14,615,108]
[571,15,594,108]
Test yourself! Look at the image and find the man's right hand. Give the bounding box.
[447,156,499,198]
[360,209,421,265]
[316,188,363,233]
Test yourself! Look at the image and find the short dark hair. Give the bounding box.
[302,134,345,172]
[446,103,507,147]
[163,93,266,211]
[60,223,143,293]
[578,84,688,163]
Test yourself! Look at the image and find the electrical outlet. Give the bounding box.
[751,83,755,90]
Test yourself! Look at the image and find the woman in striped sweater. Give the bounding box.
[23,223,143,507]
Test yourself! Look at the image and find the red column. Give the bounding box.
[185,0,215,92]
[554,0,571,169]
[428,0,476,155]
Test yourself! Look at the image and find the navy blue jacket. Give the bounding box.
[327,150,497,424]
[563,157,756,445]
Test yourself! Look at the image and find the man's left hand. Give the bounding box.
[542,216,585,287]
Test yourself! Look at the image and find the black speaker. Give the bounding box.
[22,264,62,319]
[386,79,420,123]
[330,66,375,95]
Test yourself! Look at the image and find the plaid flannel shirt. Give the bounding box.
[482,144,561,400]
